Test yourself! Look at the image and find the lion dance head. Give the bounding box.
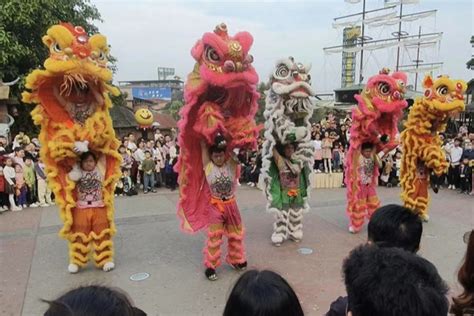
[23,22,119,127]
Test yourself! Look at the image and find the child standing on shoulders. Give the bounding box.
[201,135,247,281]
[3,158,21,211]
[24,157,38,207]
[348,142,382,233]
[67,152,114,273]
[0,167,8,212]
[141,150,156,194]
[35,158,53,207]
[15,164,28,208]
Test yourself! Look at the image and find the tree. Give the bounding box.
[255,82,268,124]
[166,100,184,121]
[0,0,102,135]
[467,35,474,70]
[110,91,128,108]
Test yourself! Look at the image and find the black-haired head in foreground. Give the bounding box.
[344,245,448,316]
[451,229,474,316]
[223,270,304,316]
[368,204,422,253]
[43,285,146,316]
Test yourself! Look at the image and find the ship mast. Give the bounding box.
[395,2,403,71]
[359,0,366,83]
[324,0,443,90]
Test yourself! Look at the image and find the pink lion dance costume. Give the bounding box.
[344,68,407,233]
[175,23,259,278]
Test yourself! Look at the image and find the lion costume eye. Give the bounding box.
[53,42,62,53]
[205,46,220,63]
[98,51,107,61]
[275,64,290,79]
[377,82,391,96]
[436,85,449,96]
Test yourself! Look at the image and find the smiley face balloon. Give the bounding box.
[135,108,154,128]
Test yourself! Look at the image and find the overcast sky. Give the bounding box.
[92,0,473,93]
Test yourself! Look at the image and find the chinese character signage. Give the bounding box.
[132,87,172,101]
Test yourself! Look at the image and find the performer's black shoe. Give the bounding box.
[430,173,440,194]
[205,268,218,281]
[231,261,247,271]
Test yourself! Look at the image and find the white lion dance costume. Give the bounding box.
[22,23,121,273]
[261,57,315,246]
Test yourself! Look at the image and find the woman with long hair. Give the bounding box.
[451,230,474,315]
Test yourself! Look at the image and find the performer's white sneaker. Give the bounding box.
[289,230,303,242]
[271,233,284,247]
[348,226,361,234]
[103,262,115,272]
[68,263,79,274]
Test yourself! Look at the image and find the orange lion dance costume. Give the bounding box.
[175,23,259,280]
[400,75,466,222]
[22,23,121,273]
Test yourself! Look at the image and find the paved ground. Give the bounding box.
[0,186,472,316]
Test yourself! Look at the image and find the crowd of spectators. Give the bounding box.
[0,131,53,212]
[115,130,179,195]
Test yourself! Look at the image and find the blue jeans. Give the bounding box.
[333,152,341,170]
[143,173,155,191]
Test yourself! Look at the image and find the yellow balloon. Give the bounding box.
[135,108,154,127]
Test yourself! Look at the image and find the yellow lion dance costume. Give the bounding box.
[22,23,121,273]
[400,75,466,221]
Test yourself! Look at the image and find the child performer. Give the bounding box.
[201,134,247,281]
[67,152,114,273]
[347,142,382,233]
[269,143,308,246]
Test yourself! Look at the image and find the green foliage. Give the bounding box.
[0,0,102,135]
[0,0,102,81]
[110,91,128,107]
[166,100,184,121]
[255,82,268,124]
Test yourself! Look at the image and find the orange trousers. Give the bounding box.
[406,177,429,216]
[69,207,113,268]
[204,198,246,269]
[349,183,380,231]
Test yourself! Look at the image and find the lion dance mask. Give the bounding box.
[261,57,315,246]
[22,23,121,273]
[400,75,466,221]
[345,68,407,233]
